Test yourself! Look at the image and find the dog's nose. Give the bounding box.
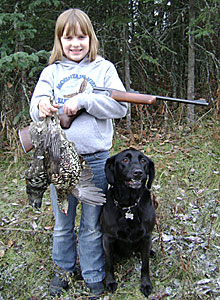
[133,169,143,178]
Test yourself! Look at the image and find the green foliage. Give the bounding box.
[0,12,37,56]
[28,0,61,10]
[0,51,50,77]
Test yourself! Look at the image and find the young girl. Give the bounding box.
[29,8,128,298]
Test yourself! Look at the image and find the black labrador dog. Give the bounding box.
[100,148,156,297]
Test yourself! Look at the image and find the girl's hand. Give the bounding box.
[38,98,58,118]
[64,98,79,116]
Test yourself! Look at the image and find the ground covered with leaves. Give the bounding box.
[0,120,219,300]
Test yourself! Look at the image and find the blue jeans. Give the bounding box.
[51,151,109,283]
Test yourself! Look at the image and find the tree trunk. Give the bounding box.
[187,0,195,124]
[124,25,131,129]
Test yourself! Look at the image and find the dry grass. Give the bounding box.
[0,120,219,300]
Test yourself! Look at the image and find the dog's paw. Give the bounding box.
[106,281,118,293]
[140,282,152,297]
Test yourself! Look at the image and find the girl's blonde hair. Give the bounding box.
[49,8,99,64]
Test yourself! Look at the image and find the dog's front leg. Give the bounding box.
[139,236,153,297]
[102,234,118,293]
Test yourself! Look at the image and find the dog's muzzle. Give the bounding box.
[126,179,142,189]
[125,169,145,189]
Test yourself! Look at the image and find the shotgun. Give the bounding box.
[18,87,209,153]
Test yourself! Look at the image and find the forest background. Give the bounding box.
[0,1,220,300]
[0,0,220,142]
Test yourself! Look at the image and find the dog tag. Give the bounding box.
[125,211,134,220]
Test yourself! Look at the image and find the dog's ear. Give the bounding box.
[105,156,115,185]
[146,158,155,189]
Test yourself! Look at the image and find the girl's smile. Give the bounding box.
[61,25,90,62]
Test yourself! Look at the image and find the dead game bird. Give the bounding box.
[26,109,106,214]
[25,79,106,214]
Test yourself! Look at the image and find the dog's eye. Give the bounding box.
[140,158,146,164]
[122,157,129,163]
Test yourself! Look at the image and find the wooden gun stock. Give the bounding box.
[59,90,156,129]
[59,109,86,129]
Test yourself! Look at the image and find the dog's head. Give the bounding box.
[105,148,155,189]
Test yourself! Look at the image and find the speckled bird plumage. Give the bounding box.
[25,78,105,214]
[25,144,48,209]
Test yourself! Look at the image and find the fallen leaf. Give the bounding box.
[7,82,13,88]
[44,226,53,230]
[8,240,14,248]
[145,147,151,153]
[31,221,38,230]
[12,179,18,185]
[0,249,5,258]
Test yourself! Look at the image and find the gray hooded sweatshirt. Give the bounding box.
[30,55,128,154]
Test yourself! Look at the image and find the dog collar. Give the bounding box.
[113,196,141,220]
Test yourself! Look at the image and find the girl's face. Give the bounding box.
[61,24,90,62]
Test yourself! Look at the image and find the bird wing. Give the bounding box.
[72,164,106,206]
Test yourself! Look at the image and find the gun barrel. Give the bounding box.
[93,87,209,106]
[156,95,209,106]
